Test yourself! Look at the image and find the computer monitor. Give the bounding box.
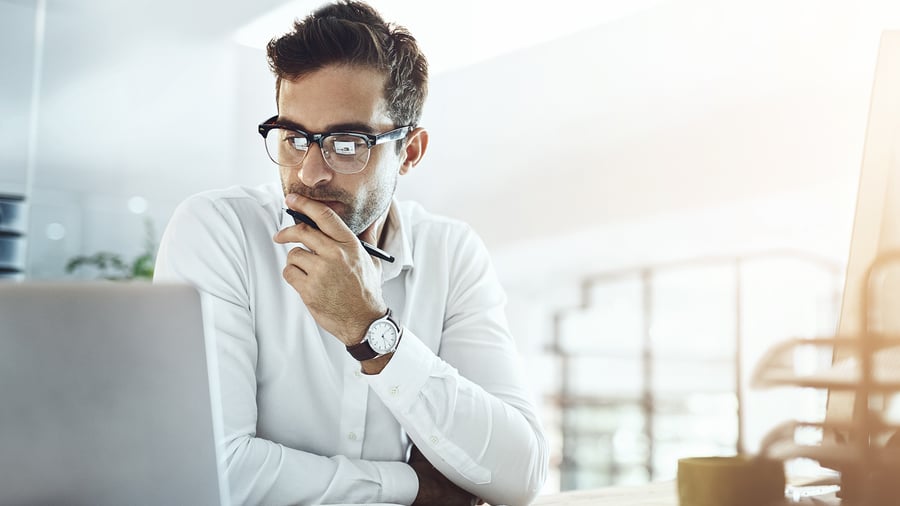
[827,30,900,424]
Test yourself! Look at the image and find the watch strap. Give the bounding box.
[346,337,381,361]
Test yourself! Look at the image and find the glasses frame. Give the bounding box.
[258,115,412,174]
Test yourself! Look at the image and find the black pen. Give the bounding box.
[284,208,395,263]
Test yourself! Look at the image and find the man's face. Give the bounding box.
[276,65,402,235]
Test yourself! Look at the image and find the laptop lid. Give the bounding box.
[0,282,228,506]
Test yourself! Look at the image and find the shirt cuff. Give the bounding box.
[364,328,437,412]
[375,460,418,505]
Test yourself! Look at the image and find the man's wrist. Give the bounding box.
[360,352,393,375]
[342,307,386,347]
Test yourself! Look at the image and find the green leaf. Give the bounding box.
[131,253,155,279]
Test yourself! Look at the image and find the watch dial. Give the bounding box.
[368,321,397,354]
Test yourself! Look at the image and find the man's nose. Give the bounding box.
[298,143,333,187]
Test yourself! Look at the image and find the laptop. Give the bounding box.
[0,282,229,506]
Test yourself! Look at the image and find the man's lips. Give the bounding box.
[318,200,342,211]
[289,191,347,215]
[295,194,340,207]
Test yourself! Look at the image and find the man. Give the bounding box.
[154,2,547,504]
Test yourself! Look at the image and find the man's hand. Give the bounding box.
[409,445,483,506]
[273,193,386,345]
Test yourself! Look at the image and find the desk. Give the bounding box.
[532,481,676,506]
[531,482,841,506]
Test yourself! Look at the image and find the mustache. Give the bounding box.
[287,184,351,203]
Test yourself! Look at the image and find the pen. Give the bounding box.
[285,208,396,263]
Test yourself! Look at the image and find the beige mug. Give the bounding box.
[677,456,785,506]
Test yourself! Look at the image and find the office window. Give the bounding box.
[548,253,841,490]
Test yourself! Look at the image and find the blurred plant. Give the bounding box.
[65,217,157,280]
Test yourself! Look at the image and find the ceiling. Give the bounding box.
[233,0,668,73]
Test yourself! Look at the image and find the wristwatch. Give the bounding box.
[346,308,403,361]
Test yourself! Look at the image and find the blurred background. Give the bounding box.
[2,0,899,494]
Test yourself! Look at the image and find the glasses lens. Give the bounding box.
[265,128,308,167]
[323,134,370,174]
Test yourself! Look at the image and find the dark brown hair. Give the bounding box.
[266,0,428,128]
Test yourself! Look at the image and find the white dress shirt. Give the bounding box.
[154,183,547,506]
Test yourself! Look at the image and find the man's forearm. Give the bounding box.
[365,332,549,506]
[360,352,394,375]
[408,445,480,506]
[224,434,418,506]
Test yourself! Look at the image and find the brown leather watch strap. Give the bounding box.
[346,336,381,361]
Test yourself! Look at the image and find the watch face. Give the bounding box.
[367,320,398,354]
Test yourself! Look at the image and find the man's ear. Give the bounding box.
[399,127,428,175]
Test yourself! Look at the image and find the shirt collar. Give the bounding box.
[379,198,414,282]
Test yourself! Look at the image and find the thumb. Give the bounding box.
[358,212,388,246]
[359,226,379,245]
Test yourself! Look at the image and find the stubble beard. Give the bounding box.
[283,177,396,235]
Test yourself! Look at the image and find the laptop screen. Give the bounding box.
[0,282,229,506]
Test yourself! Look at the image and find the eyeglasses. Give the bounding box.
[258,115,412,175]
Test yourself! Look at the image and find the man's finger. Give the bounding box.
[273,219,326,247]
[282,263,306,283]
[285,246,318,274]
[285,193,356,243]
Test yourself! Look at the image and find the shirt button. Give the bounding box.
[429,435,439,445]
[389,386,399,396]
[348,432,358,441]
[354,370,362,378]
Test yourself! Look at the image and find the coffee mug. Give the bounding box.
[677,455,785,506]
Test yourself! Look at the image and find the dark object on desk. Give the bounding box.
[285,208,395,263]
[832,431,900,506]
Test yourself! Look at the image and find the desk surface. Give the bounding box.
[532,481,842,506]
[533,481,676,506]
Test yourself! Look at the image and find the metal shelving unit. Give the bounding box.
[752,253,900,505]
[546,251,842,490]
[0,194,27,281]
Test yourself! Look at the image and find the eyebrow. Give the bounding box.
[276,117,378,135]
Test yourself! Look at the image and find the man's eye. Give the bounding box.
[332,140,358,156]
[287,137,309,150]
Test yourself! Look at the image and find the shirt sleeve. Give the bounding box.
[153,195,418,506]
[364,225,549,506]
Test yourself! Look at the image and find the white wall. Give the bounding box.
[0,0,36,196]
[5,0,284,278]
[405,0,889,252]
[400,0,898,356]
[7,0,900,298]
